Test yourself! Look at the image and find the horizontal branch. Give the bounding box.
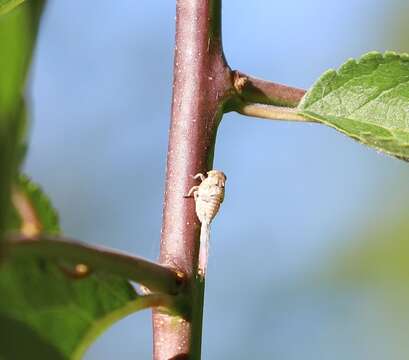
[233,71,306,108]
[229,71,313,123]
[237,103,317,123]
[5,234,185,295]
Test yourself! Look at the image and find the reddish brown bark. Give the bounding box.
[232,71,306,108]
[152,0,232,359]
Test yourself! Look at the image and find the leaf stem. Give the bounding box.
[237,103,317,123]
[228,71,313,123]
[6,235,185,295]
[232,71,306,107]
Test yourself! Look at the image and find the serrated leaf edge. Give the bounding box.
[300,110,409,161]
[298,51,409,110]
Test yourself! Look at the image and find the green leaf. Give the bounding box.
[326,205,409,286]
[298,51,409,161]
[0,0,44,113]
[1,3,172,358]
[0,176,147,359]
[0,0,25,17]
[0,0,44,251]
[0,258,140,360]
[9,174,60,235]
[0,4,158,356]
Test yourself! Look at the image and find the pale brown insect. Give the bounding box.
[186,170,226,276]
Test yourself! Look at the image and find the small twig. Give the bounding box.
[237,103,317,123]
[229,71,312,123]
[232,71,306,108]
[6,234,185,295]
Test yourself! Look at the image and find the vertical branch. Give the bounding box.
[152,0,232,359]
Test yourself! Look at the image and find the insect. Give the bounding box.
[186,170,226,276]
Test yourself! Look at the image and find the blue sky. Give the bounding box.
[25,0,409,358]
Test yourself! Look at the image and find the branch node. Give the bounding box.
[233,70,248,94]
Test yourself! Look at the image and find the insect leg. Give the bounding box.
[184,185,199,198]
[193,173,206,181]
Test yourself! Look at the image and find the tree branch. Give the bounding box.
[6,234,185,296]
[153,0,232,359]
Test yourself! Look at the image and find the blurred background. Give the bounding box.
[23,0,409,358]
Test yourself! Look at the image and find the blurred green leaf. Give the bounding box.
[0,0,44,254]
[320,205,409,356]
[384,4,409,55]
[0,6,167,351]
[0,0,44,114]
[0,257,140,360]
[1,176,149,359]
[0,0,25,17]
[298,51,409,162]
[329,212,409,286]
[9,174,60,235]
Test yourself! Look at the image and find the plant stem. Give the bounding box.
[153,0,231,358]
[6,235,184,295]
